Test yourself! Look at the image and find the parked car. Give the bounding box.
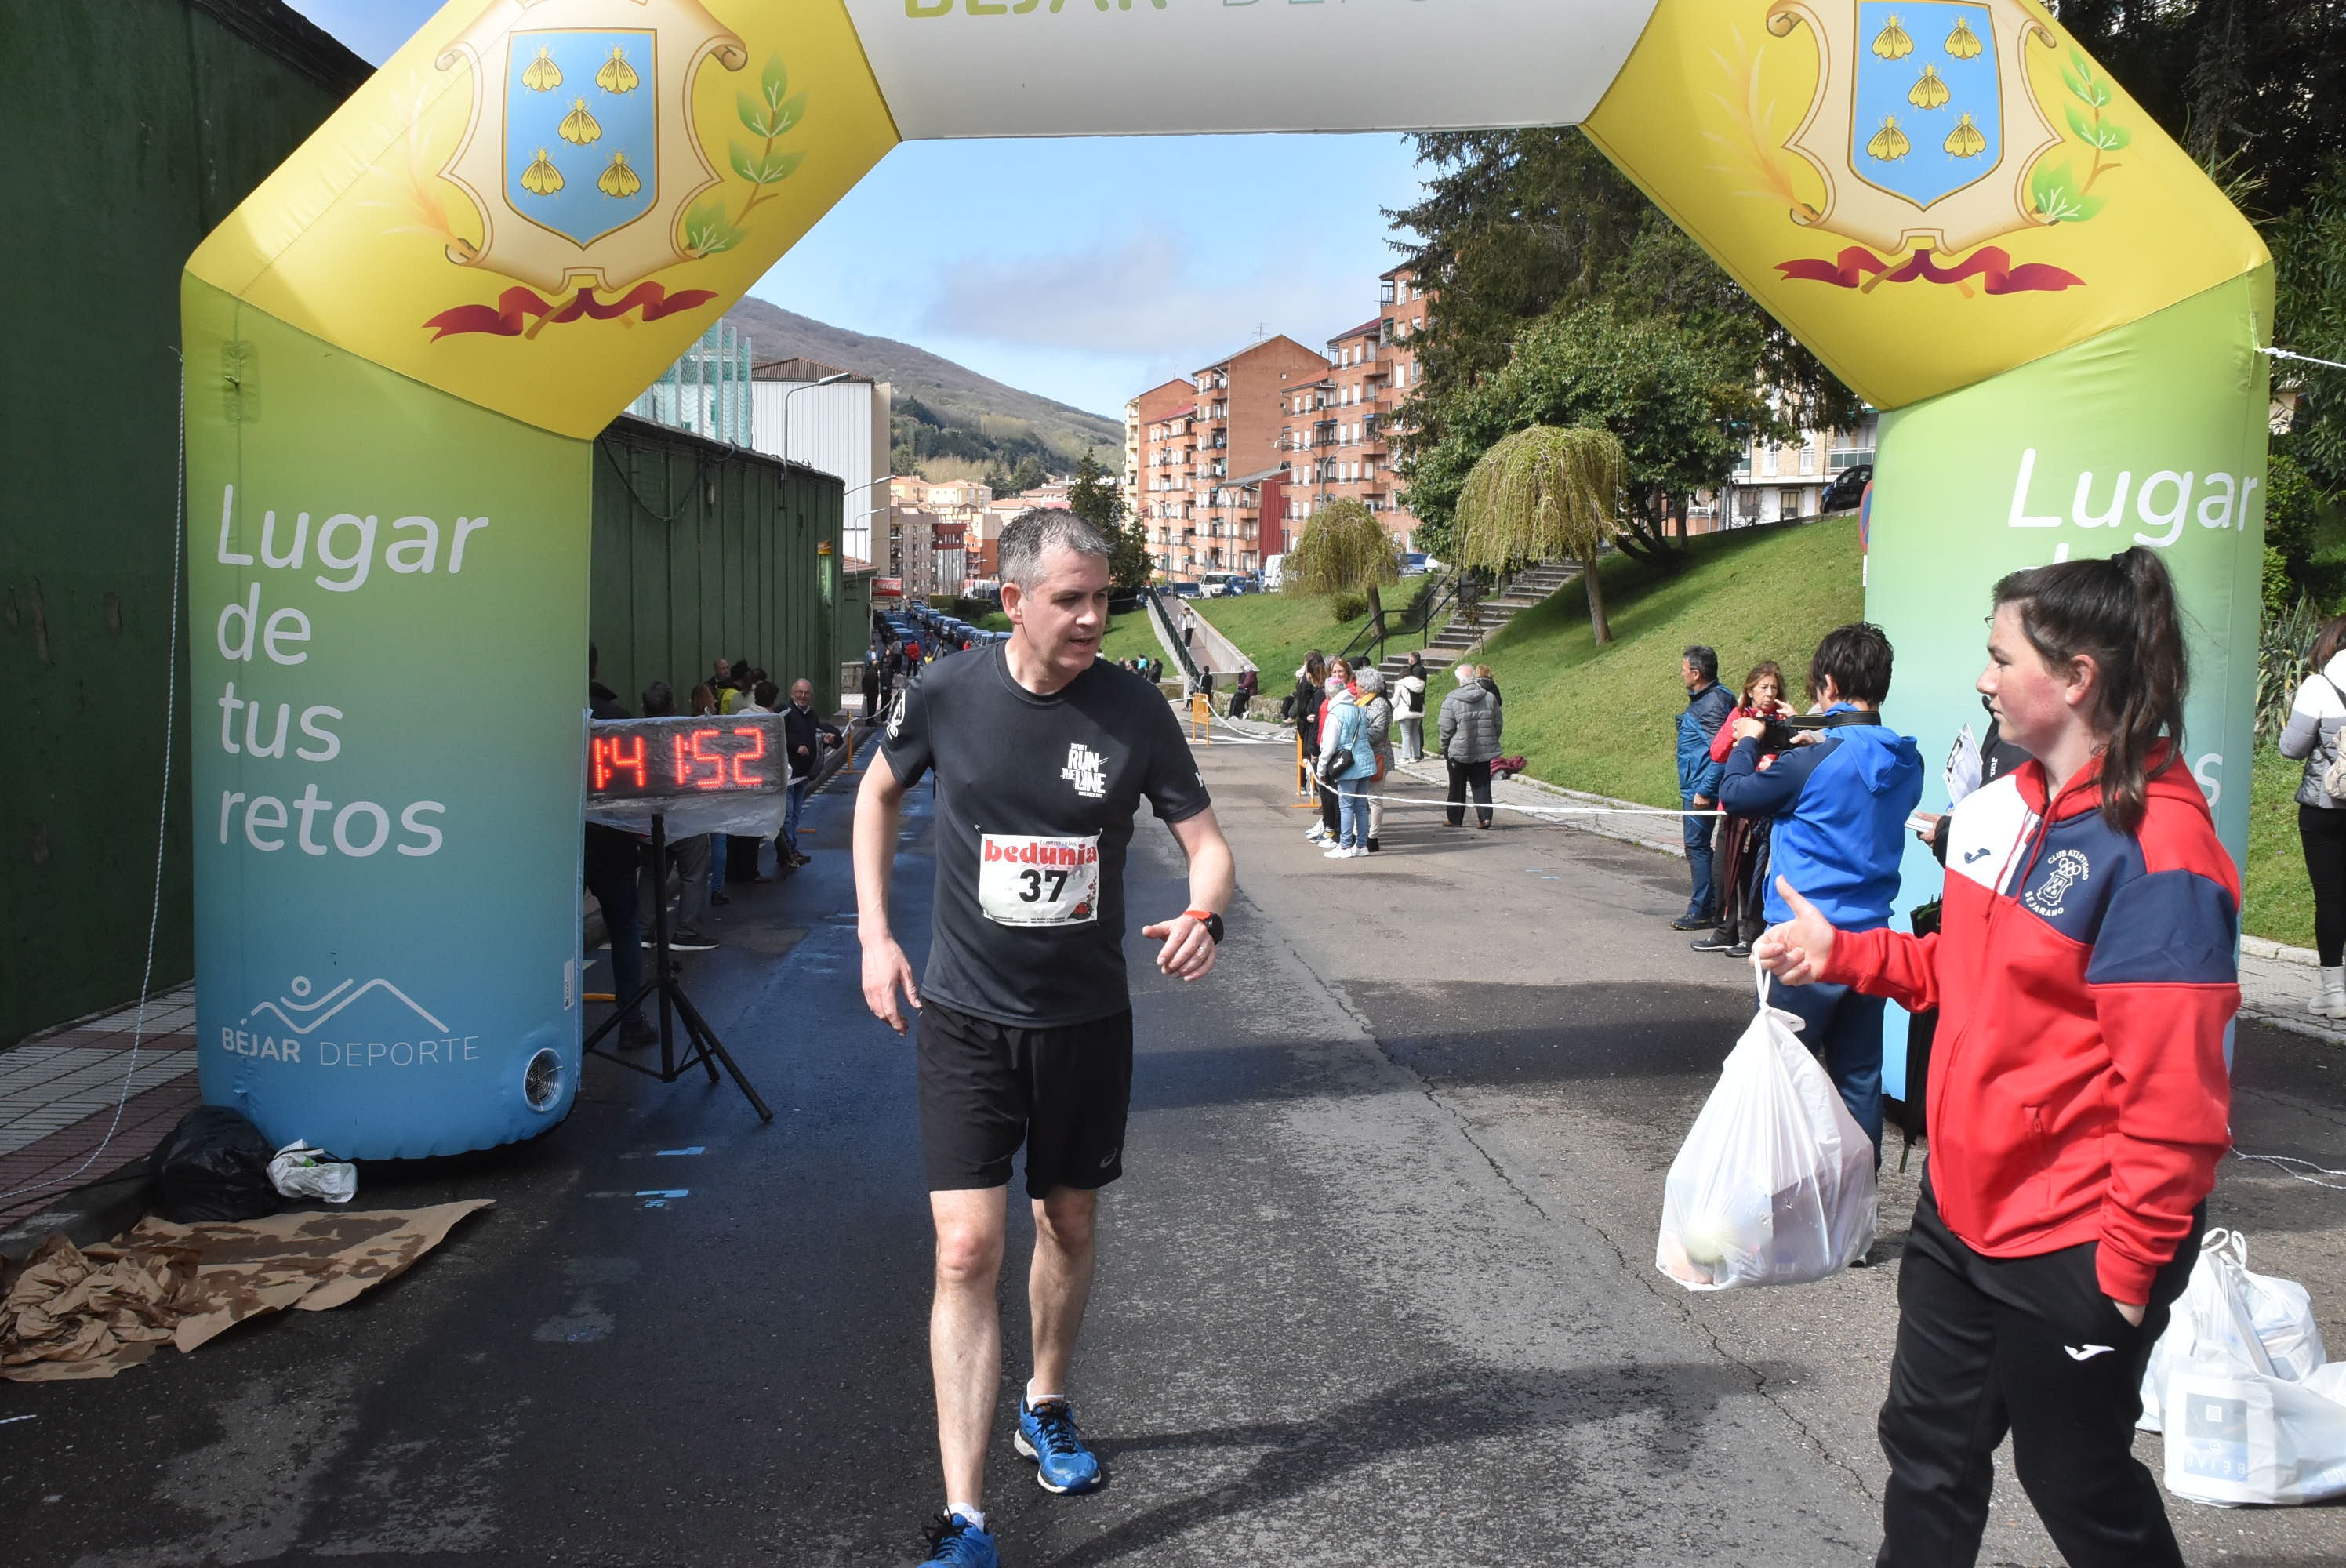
[1399,551,1432,577]
[1262,554,1285,591]
[1168,581,1204,599]
[1821,463,1872,515]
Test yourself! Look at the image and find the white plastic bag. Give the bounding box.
[2139,1229,2326,1432]
[1656,963,1877,1290]
[2163,1353,2346,1507]
[267,1140,358,1204]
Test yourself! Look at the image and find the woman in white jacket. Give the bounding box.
[1393,653,1429,761]
[2279,614,2346,1014]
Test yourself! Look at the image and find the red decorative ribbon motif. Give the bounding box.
[1776,246,2085,293]
[425,281,720,339]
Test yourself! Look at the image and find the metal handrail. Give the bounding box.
[1142,586,1205,687]
[1339,572,1459,670]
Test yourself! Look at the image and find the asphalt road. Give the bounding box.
[5,721,2345,1567]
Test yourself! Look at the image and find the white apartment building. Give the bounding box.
[1121,394,1143,526]
[1719,410,1880,527]
[749,357,892,566]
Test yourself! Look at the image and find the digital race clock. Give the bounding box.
[586,715,788,802]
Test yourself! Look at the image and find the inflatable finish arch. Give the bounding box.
[185,0,2270,1157]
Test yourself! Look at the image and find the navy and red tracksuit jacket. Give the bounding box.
[1821,748,2239,1303]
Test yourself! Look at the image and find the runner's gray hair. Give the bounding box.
[1000,509,1112,590]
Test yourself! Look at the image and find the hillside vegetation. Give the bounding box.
[1192,595,1377,697]
[722,299,1120,470]
[1475,519,1865,807]
[1204,519,2308,946]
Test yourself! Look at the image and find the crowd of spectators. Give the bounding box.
[584,644,843,1047]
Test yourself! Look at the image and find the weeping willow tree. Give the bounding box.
[1286,498,1401,628]
[1454,424,1627,645]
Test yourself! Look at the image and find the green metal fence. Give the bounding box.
[590,418,845,717]
[1,0,369,1047]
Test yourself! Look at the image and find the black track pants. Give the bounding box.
[1876,1178,2201,1568]
[1446,759,1493,826]
[2298,802,2346,966]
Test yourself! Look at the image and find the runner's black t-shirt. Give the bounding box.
[883,644,1211,1027]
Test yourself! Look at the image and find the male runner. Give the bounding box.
[855,510,1235,1568]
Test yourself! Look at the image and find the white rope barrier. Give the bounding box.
[1182,699,1731,818]
[2262,346,2346,372]
[2232,1150,2346,1191]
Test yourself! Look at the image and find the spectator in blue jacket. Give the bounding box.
[1673,646,1737,930]
[1718,622,1923,1157]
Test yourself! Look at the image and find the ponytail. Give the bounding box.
[1992,546,2188,834]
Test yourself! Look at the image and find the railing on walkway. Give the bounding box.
[1142,585,1206,688]
[1338,571,1465,670]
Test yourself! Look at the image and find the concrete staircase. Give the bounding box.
[1375,561,1580,682]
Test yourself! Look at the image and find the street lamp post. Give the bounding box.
[851,502,897,592]
[779,370,851,471]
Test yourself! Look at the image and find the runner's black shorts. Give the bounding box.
[917,1000,1134,1197]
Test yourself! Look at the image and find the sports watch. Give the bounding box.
[1184,909,1225,943]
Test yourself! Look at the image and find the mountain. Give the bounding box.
[720,298,1124,467]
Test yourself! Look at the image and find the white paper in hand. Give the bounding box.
[1944,723,1984,807]
[1657,962,1877,1291]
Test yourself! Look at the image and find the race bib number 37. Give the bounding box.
[979,833,1102,927]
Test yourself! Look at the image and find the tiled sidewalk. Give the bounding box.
[0,985,201,1230]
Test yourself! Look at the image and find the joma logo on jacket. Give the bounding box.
[1825,753,2239,1304]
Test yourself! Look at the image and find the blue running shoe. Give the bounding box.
[918,1512,997,1566]
[1015,1396,1102,1494]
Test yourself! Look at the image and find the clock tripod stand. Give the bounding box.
[583,809,774,1122]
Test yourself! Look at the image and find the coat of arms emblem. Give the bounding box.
[426,0,749,338]
[1766,0,2120,293]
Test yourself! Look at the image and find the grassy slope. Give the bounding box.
[1193,593,1375,692]
[1195,514,2308,946]
[1477,519,1866,806]
[2246,747,2313,949]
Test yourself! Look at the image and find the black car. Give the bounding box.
[1821,463,1872,515]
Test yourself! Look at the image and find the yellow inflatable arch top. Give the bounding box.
[183,0,2269,1156]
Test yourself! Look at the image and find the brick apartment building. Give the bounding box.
[1127,272,1435,583]
[1280,267,1432,550]
[1134,378,1197,575]
[1132,339,1327,582]
[1191,336,1327,578]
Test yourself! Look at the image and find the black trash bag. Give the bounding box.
[150,1106,282,1223]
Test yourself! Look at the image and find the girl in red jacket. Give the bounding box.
[1694,662,1796,956]
[1756,547,2235,1568]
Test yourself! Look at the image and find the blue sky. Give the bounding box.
[285,1,1427,419]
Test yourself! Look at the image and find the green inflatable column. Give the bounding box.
[184,281,594,1157]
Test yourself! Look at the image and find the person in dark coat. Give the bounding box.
[1437,663,1504,829]
[1672,645,1737,930]
[1227,667,1258,720]
[780,677,843,868]
[585,646,653,1047]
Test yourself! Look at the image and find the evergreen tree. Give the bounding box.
[1385,129,1858,566]
[1069,452,1154,593]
